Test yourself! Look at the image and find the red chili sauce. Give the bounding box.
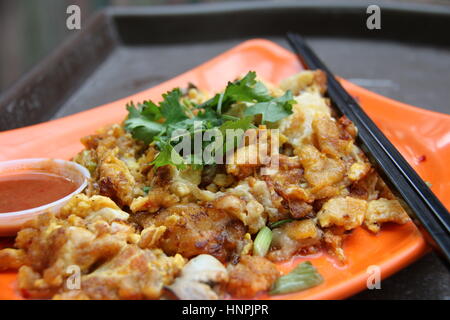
[0,171,77,213]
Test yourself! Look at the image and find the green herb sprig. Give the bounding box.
[124,72,295,169]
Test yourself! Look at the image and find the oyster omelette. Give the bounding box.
[0,70,410,299]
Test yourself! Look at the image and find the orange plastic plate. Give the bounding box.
[1,39,449,300]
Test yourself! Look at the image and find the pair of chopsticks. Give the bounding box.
[286,32,450,268]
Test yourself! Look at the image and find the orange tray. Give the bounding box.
[1,39,449,300]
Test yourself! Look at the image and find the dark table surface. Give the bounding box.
[53,37,450,118]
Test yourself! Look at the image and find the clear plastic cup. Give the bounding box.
[0,158,90,236]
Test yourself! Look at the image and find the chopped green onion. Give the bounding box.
[143,186,151,194]
[253,226,272,257]
[81,150,97,175]
[85,161,97,175]
[270,261,323,295]
[269,219,294,229]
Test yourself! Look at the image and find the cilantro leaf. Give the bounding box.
[150,140,186,169]
[219,116,255,137]
[219,116,255,153]
[160,89,189,124]
[244,91,295,123]
[125,71,295,170]
[140,100,162,120]
[225,71,271,103]
[200,71,271,113]
[125,102,165,144]
[125,89,189,144]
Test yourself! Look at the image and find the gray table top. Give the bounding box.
[50,35,450,299]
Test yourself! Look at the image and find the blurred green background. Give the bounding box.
[0,0,448,93]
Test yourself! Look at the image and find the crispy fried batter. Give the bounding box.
[214,194,266,234]
[299,145,346,194]
[317,196,367,230]
[55,246,185,300]
[268,220,322,262]
[138,203,248,263]
[18,226,132,297]
[0,248,26,271]
[365,198,410,233]
[98,151,137,206]
[226,255,279,298]
[130,188,179,214]
[10,195,184,299]
[75,125,145,206]
[313,116,351,159]
[253,177,290,223]
[323,228,347,262]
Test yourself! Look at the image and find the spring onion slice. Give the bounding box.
[143,186,151,194]
[269,219,294,229]
[270,261,323,295]
[253,226,272,257]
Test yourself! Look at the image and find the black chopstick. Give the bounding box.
[286,32,450,268]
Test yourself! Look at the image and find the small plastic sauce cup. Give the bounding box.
[0,158,90,236]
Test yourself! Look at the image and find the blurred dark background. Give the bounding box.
[0,0,232,93]
[0,0,449,93]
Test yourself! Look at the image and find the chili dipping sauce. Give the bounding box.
[0,171,77,213]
